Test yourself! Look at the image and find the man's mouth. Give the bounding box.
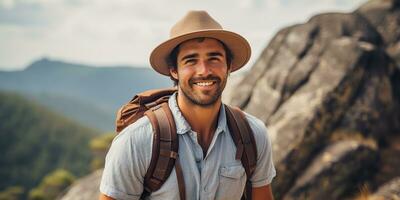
[194,81,216,87]
[190,75,220,88]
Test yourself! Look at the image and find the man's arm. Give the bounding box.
[99,120,153,200]
[99,194,114,200]
[252,184,274,200]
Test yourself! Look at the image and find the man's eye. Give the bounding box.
[184,59,196,64]
[209,57,221,62]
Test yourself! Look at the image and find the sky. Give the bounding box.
[0,0,368,71]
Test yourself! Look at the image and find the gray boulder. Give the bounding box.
[58,170,102,200]
[230,0,399,198]
[284,140,378,200]
[370,177,400,200]
[356,0,400,67]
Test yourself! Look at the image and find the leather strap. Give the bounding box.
[143,103,182,198]
[241,180,252,200]
[175,155,186,200]
[160,103,186,200]
[226,106,258,177]
[225,105,258,200]
[152,104,175,181]
[143,108,160,193]
[225,107,245,160]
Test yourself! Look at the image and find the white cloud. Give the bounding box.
[0,0,368,70]
[0,0,15,10]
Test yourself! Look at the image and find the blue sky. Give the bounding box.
[0,0,368,70]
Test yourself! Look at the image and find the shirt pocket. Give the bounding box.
[215,163,247,200]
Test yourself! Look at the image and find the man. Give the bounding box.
[100,10,275,200]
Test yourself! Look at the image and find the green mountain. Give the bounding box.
[29,93,115,132]
[0,91,99,194]
[0,58,172,131]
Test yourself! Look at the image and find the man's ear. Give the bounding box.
[169,67,178,80]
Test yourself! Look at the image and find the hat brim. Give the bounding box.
[149,29,251,76]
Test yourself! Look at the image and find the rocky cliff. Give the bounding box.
[58,170,102,200]
[60,0,400,199]
[229,0,400,199]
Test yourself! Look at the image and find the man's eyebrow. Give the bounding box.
[207,52,224,57]
[180,53,198,61]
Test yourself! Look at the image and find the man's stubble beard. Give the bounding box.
[178,74,228,107]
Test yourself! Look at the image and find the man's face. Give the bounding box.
[169,38,230,107]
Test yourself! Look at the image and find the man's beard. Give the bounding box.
[179,74,227,107]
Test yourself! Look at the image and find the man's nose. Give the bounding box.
[197,60,211,76]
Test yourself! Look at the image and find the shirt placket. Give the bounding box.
[186,131,206,199]
[189,129,224,200]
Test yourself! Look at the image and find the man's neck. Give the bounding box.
[176,91,222,155]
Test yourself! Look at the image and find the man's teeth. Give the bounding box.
[195,82,214,86]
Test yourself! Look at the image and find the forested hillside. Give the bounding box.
[0,91,99,197]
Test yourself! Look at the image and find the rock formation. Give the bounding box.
[229,0,400,199]
[370,178,400,200]
[285,140,378,199]
[60,0,400,199]
[58,170,102,200]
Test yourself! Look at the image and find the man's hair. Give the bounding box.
[166,37,233,86]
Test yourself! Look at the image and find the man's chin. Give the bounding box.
[186,93,220,106]
[193,93,222,106]
[179,85,222,106]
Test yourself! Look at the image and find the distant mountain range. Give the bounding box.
[0,58,172,132]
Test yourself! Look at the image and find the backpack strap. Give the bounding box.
[142,103,186,200]
[225,105,258,200]
[174,153,186,200]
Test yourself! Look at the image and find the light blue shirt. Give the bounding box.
[100,93,276,200]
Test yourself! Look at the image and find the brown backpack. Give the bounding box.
[116,88,257,200]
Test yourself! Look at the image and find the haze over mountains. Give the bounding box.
[0,58,172,131]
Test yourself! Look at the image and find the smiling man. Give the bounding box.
[99,10,276,200]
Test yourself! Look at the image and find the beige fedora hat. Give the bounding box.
[149,10,251,76]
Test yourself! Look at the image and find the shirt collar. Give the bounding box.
[168,92,229,135]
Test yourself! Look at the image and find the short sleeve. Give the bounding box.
[99,117,153,200]
[245,113,276,188]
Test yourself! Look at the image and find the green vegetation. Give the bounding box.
[0,186,24,200]
[89,133,115,170]
[30,93,115,132]
[90,132,115,151]
[28,169,75,200]
[0,91,99,197]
